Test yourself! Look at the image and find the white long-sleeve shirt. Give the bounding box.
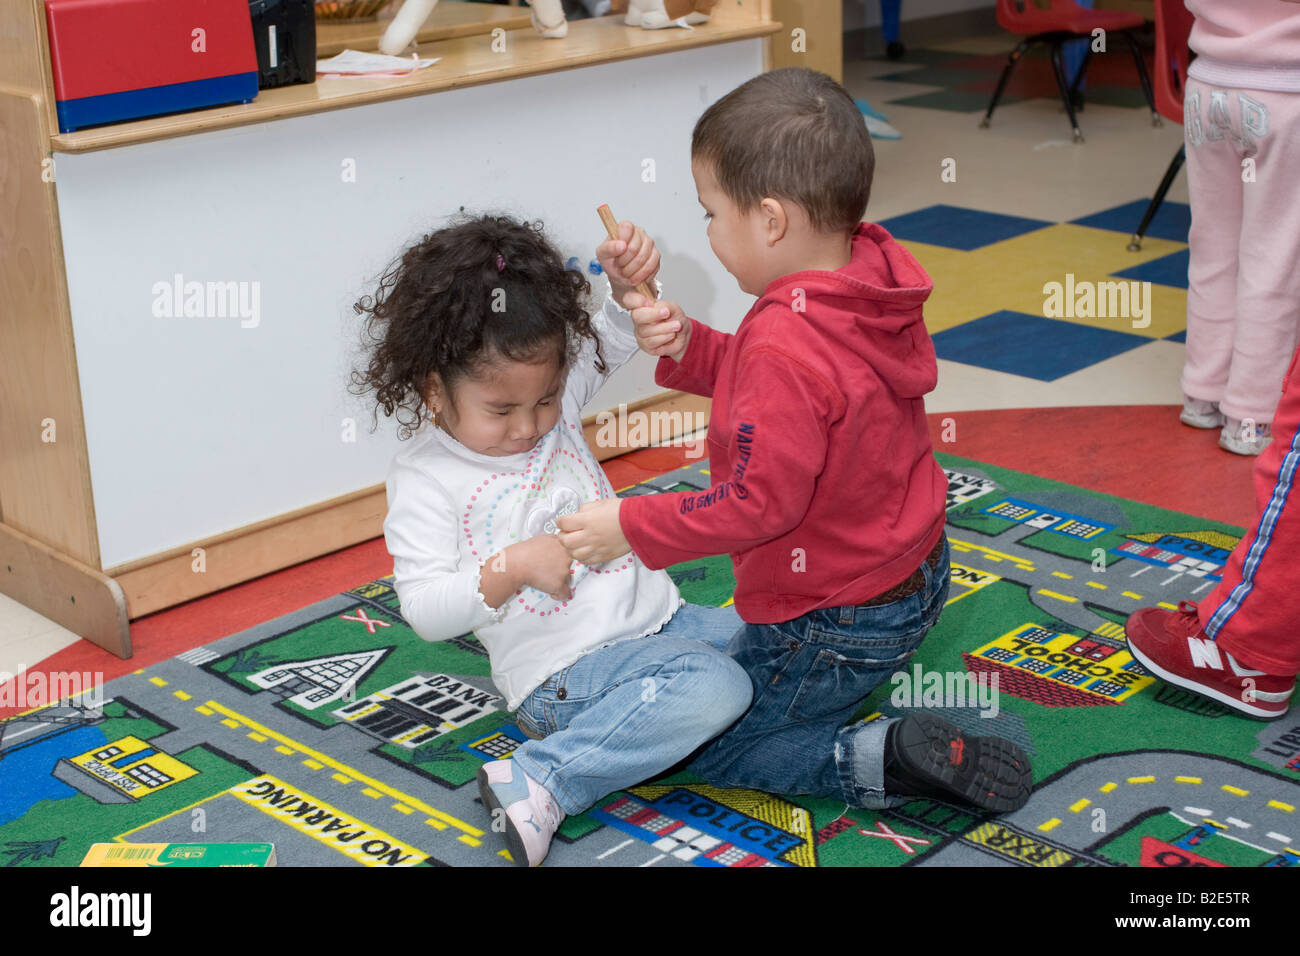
[383,286,683,710]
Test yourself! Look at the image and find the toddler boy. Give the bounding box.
[559,68,1033,813]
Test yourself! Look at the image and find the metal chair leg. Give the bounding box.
[1128,144,1186,251]
[1049,41,1084,142]
[1126,31,1160,126]
[980,39,1030,129]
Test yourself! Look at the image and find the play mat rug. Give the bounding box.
[2,453,1296,868]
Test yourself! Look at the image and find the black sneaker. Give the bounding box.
[883,714,1033,813]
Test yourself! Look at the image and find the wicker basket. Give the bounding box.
[314,0,392,23]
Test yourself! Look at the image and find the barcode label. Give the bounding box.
[106,846,154,860]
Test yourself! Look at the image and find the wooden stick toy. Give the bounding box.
[596,204,657,303]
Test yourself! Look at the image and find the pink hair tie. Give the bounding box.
[495,253,505,272]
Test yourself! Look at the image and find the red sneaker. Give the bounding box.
[1125,602,1296,720]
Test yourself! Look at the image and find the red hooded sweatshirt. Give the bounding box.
[618,222,948,624]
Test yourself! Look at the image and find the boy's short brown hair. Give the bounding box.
[692,67,874,234]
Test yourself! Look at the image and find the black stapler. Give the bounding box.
[248,0,316,88]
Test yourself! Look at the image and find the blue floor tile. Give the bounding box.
[1071,198,1190,244]
[1111,248,1190,289]
[877,204,1051,251]
[933,310,1150,381]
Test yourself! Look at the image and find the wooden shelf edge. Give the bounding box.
[49,17,781,154]
[110,488,389,619]
[0,521,131,660]
[0,90,104,568]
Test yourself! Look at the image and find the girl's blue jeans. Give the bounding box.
[509,602,753,815]
[511,539,950,814]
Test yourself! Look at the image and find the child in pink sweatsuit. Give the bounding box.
[1179,0,1300,455]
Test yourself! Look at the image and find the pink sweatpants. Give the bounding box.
[1181,78,1300,426]
[1199,343,1300,676]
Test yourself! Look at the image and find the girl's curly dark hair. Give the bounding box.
[350,213,607,439]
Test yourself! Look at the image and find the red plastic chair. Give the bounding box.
[1128,0,1195,250]
[980,0,1159,142]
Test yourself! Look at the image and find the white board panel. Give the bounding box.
[56,41,762,567]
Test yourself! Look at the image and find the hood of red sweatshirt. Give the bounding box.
[752,222,937,400]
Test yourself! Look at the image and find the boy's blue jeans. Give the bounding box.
[687,537,951,809]
[509,602,753,815]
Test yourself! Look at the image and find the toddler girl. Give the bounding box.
[1180,0,1300,455]
[351,213,751,866]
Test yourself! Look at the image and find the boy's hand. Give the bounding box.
[518,534,575,602]
[626,294,691,362]
[597,220,659,308]
[555,498,632,565]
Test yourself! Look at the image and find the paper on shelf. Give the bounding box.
[316,49,440,77]
[640,17,694,30]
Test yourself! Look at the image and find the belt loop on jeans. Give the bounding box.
[838,605,855,624]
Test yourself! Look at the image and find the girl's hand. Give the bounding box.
[556,498,632,565]
[597,220,660,307]
[625,294,690,362]
[481,535,573,605]
[519,533,575,602]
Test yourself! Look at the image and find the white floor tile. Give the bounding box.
[0,592,81,676]
[842,52,1190,413]
[927,340,1186,414]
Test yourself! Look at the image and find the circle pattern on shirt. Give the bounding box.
[461,421,635,617]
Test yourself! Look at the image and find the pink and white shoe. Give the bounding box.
[1220,418,1272,456]
[477,759,565,866]
[1180,395,1223,430]
[1125,601,1296,719]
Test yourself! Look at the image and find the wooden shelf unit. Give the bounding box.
[0,0,779,659]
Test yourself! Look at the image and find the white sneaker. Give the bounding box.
[478,759,565,866]
[1220,417,1273,456]
[1180,395,1224,429]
